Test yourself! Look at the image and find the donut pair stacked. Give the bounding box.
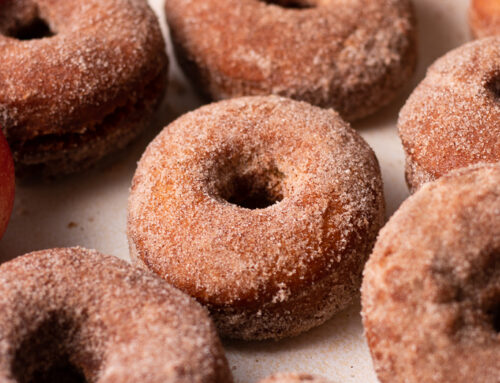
[0,0,168,176]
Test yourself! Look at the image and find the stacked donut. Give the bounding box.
[0,0,499,382]
[0,0,168,176]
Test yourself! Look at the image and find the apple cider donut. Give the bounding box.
[0,0,168,176]
[398,37,500,192]
[470,0,500,38]
[362,164,500,383]
[128,96,385,340]
[0,247,233,383]
[163,0,417,121]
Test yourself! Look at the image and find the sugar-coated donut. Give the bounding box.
[398,37,500,192]
[0,0,168,176]
[258,373,333,383]
[470,0,500,38]
[0,247,233,382]
[128,96,385,340]
[362,164,500,383]
[164,0,417,121]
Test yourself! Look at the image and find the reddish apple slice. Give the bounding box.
[0,129,14,239]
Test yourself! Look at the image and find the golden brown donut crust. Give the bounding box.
[164,0,417,121]
[258,373,333,383]
[128,96,385,340]
[470,0,500,38]
[398,37,500,192]
[0,0,168,176]
[0,247,233,383]
[362,164,500,383]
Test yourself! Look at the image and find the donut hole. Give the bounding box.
[20,361,86,383]
[11,312,91,383]
[482,251,500,333]
[224,173,283,209]
[486,74,500,99]
[260,0,315,9]
[7,16,54,41]
[486,301,500,333]
[216,163,285,209]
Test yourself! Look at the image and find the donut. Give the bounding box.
[127,96,385,340]
[398,37,500,192]
[163,0,417,121]
[0,0,168,177]
[361,164,500,383]
[470,0,500,38]
[258,373,333,383]
[0,247,233,382]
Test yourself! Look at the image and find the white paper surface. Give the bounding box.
[0,0,471,382]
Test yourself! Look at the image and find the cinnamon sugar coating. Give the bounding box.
[0,0,168,176]
[0,247,233,383]
[258,373,333,383]
[398,37,500,192]
[127,96,385,340]
[362,164,500,383]
[164,0,417,122]
[470,0,500,38]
